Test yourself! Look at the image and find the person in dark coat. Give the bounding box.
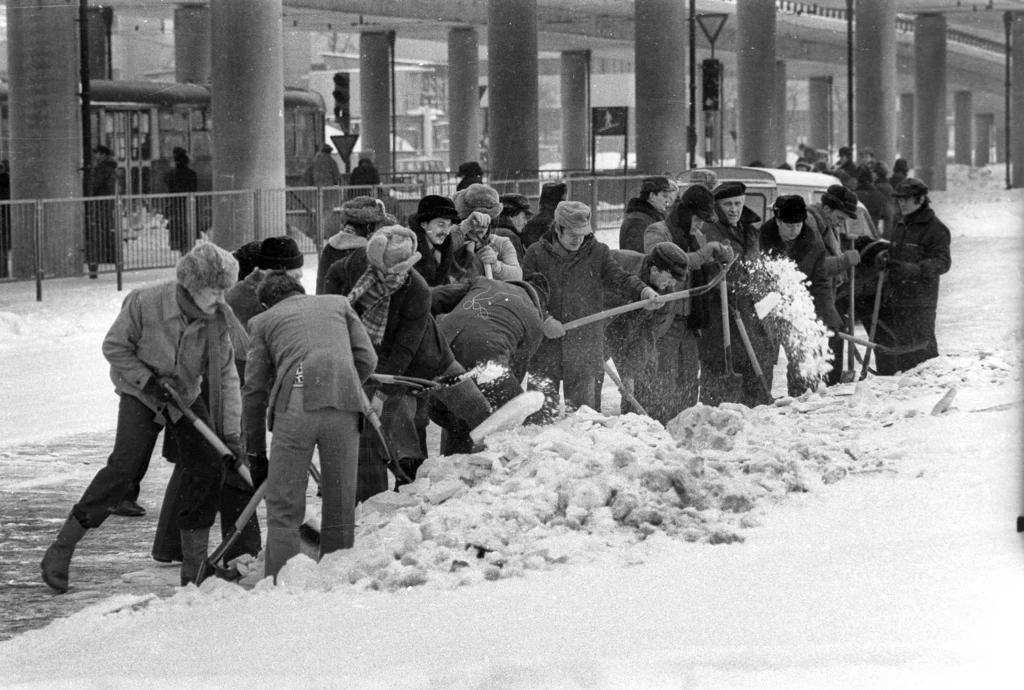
[522,201,660,411]
[165,147,200,254]
[521,181,567,250]
[242,272,377,581]
[305,145,344,187]
[490,193,533,264]
[315,196,388,294]
[833,146,857,176]
[854,165,890,232]
[86,145,121,275]
[871,160,896,236]
[618,176,674,253]
[873,178,952,374]
[0,160,11,279]
[455,161,484,191]
[700,181,777,408]
[41,243,242,591]
[406,194,463,288]
[760,196,861,395]
[348,156,380,187]
[889,158,909,189]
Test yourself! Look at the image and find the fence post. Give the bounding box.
[589,176,598,232]
[33,200,44,302]
[114,195,124,292]
[316,187,325,249]
[186,192,197,250]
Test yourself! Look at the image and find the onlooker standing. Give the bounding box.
[889,158,910,188]
[41,243,242,591]
[874,178,951,374]
[833,146,857,176]
[853,165,891,232]
[242,272,377,581]
[618,176,674,253]
[348,155,381,187]
[521,181,567,250]
[522,201,660,410]
[455,161,484,191]
[0,160,10,279]
[165,147,199,254]
[305,145,344,187]
[86,145,120,276]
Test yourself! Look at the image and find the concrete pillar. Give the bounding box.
[808,76,832,153]
[86,6,112,80]
[953,91,973,166]
[7,0,82,279]
[975,113,994,167]
[773,60,787,166]
[174,5,210,85]
[736,0,776,167]
[898,93,914,165]
[283,29,311,89]
[560,51,589,171]
[995,121,1006,164]
[855,0,896,166]
[488,0,539,178]
[447,27,480,172]
[210,0,285,249]
[360,31,392,175]
[634,0,688,174]
[914,14,947,190]
[1012,13,1024,186]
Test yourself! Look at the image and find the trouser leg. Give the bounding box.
[168,396,225,531]
[152,463,185,562]
[317,409,360,557]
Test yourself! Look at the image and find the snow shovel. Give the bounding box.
[602,361,648,416]
[470,390,545,445]
[732,307,773,402]
[358,386,413,485]
[195,480,267,585]
[719,269,745,400]
[860,268,886,380]
[843,237,857,383]
[160,381,253,487]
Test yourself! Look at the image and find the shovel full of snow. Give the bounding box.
[470,390,545,446]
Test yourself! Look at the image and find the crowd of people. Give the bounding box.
[40,152,950,592]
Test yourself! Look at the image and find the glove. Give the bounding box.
[476,245,498,266]
[874,249,890,269]
[245,452,269,488]
[640,286,663,310]
[542,316,566,339]
[842,249,861,268]
[714,243,735,264]
[697,241,732,265]
[469,211,492,230]
[141,375,175,403]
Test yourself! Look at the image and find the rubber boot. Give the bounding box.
[179,527,210,586]
[40,514,88,593]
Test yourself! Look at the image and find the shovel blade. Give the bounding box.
[470,390,545,445]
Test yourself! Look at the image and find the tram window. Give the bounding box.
[191,108,208,132]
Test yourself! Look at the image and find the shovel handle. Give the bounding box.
[159,381,235,462]
[602,362,648,417]
[484,263,494,279]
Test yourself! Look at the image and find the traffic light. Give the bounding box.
[702,59,721,112]
[332,72,351,133]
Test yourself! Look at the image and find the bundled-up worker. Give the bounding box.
[700,181,776,407]
[42,243,242,591]
[642,184,730,419]
[406,194,463,287]
[760,195,861,394]
[490,193,533,264]
[618,176,675,253]
[242,271,377,582]
[452,183,523,281]
[522,200,662,411]
[316,196,391,295]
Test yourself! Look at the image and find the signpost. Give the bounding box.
[590,106,629,176]
[695,13,728,167]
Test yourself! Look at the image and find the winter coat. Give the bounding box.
[604,250,672,376]
[306,151,343,187]
[348,160,380,186]
[408,213,460,287]
[618,197,665,253]
[886,204,951,308]
[456,173,483,192]
[759,218,854,330]
[644,203,712,330]
[92,159,119,197]
[224,268,265,367]
[164,164,198,194]
[323,248,455,380]
[450,223,523,281]
[102,280,240,436]
[242,293,377,453]
[521,184,566,250]
[316,232,368,295]
[490,215,525,264]
[522,232,647,374]
[432,276,544,379]
[855,180,891,230]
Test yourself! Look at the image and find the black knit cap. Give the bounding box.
[415,194,461,223]
[500,193,533,217]
[773,195,807,224]
[257,235,303,271]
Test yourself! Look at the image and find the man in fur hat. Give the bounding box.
[42,243,244,590]
[452,183,523,281]
[316,196,390,294]
[522,200,661,411]
[405,194,463,287]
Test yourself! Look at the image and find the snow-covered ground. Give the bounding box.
[1,165,1022,688]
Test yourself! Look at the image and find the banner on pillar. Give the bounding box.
[592,107,627,137]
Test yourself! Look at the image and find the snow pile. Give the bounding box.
[225,395,901,594]
[735,256,833,382]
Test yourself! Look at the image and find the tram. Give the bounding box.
[0,80,326,192]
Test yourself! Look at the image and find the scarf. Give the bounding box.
[347,266,408,345]
[175,284,226,434]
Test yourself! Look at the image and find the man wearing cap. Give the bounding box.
[642,185,733,418]
[316,196,390,294]
[406,194,463,288]
[834,147,857,176]
[522,200,662,411]
[618,176,675,253]
[701,181,777,407]
[873,177,951,374]
[304,144,344,188]
[522,181,568,250]
[490,193,533,263]
[452,183,523,281]
[242,271,377,581]
[761,195,861,394]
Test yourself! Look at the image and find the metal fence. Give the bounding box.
[0,175,651,300]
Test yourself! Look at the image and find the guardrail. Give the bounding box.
[0,175,651,300]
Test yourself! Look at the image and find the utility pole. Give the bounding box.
[79,0,92,197]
